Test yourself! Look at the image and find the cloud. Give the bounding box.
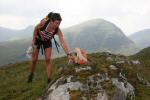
[0,0,150,35]
[0,15,37,29]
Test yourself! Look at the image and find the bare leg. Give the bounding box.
[27,48,39,83]
[44,48,52,82]
[31,48,40,73]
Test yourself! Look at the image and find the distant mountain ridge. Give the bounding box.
[129,29,150,48]
[0,26,34,42]
[0,19,140,66]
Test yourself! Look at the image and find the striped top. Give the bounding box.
[33,18,58,43]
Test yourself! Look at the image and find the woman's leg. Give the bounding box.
[44,48,52,82]
[27,48,39,83]
[31,48,40,73]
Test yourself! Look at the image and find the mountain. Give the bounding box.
[0,52,150,100]
[129,29,150,48]
[0,26,34,42]
[63,19,139,55]
[0,38,31,66]
[0,37,64,66]
[0,18,140,66]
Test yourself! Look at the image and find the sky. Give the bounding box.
[0,0,150,36]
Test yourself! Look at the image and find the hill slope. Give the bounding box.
[0,52,150,100]
[0,38,31,66]
[131,46,150,67]
[133,46,150,59]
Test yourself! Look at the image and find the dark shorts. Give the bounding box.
[34,38,52,49]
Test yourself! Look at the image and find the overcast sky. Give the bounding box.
[0,0,150,36]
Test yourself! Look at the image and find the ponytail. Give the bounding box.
[47,12,53,19]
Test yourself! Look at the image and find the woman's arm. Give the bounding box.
[57,29,70,55]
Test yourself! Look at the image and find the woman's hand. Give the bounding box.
[67,53,71,59]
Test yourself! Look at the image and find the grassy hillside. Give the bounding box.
[130,47,150,67]
[0,53,150,100]
[129,47,150,100]
[0,56,69,100]
[130,47,150,88]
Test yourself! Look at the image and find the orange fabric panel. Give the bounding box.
[76,48,88,65]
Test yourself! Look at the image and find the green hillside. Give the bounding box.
[131,47,150,67]
[0,57,68,100]
[129,47,150,100]
[0,52,150,100]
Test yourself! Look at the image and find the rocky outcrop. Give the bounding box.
[41,52,143,100]
[42,66,109,100]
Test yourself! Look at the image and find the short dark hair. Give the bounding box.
[47,12,62,21]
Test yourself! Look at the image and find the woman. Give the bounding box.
[27,12,70,83]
